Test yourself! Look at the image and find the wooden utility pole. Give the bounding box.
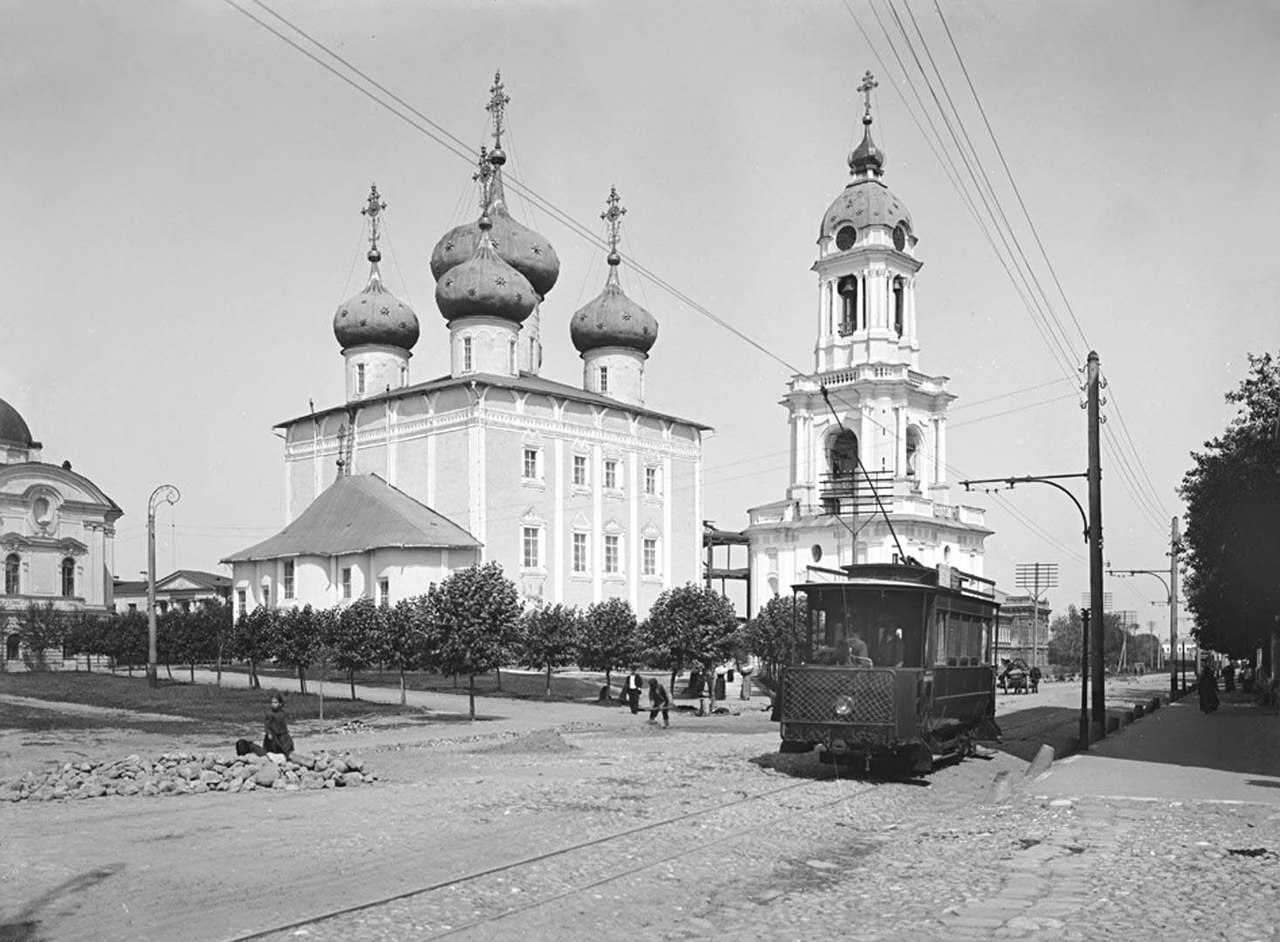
[1169,516,1180,701]
[1086,352,1106,740]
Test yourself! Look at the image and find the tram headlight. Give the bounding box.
[832,695,855,718]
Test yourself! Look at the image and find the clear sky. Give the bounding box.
[2,1,1277,631]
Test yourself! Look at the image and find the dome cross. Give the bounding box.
[472,145,494,208]
[601,185,626,265]
[857,70,878,120]
[486,71,510,151]
[361,184,386,261]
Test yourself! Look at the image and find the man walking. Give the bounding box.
[648,677,671,728]
[623,667,644,714]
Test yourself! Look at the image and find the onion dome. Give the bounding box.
[333,186,419,351]
[435,214,536,324]
[570,187,658,354]
[430,158,560,298]
[0,397,34,448]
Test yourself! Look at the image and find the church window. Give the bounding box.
[604,534,621,574]
[835,225,857,251]
[341,567,352,599]
[357,363,366,395]
[893,277,905,337]
[522,526,542,569]
[604,459,619,490]
[645,466,659,496]
[399,366,408,387]
[509,340,517,374]
[4,554,18,595]
[829,430,859,476]
[893,224,907,252]
[5,634,17,661]
[378,577,390,606]
[837,276,858,335]
[905,426,921,479]
[642,538,658,577]
[572,455,588,487]
[599,366,609,394]
[522,447,542,481]
[462,337,473,372]
[283,560,295,600]
[572,532,588,573]
[61,558,75,598]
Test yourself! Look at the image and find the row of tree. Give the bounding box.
[1044,605,1164,673]
[19,563,765,720]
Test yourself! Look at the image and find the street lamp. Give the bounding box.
[147,484,180,689]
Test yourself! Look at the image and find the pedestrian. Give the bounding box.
[1029,665,1042,694]
[648,677,670,728]
[1222,660,1236,693]
[622,667,644,714]
[1198,661,1220,714]
[1240,663,1254,696]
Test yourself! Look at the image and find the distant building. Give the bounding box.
[224,473,481,614]
[745,72,990,613]
[1,397,121,671]
[995,592,1052,667]
[265,77,708,617]
[112,570,232,615]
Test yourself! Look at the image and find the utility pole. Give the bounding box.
[1080,608,1090,750]
[1169,516,1180,701]
[1086,351,1106,741]
[1016,562,1058,669]
[146,484,180,689]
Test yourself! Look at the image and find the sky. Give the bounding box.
[2,0,1277,631]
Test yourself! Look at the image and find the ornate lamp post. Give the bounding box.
[147,484,180,689]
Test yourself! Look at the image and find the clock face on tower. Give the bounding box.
[835,226,857,251]
[892,225,906,252]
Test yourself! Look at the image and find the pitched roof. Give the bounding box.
[158,570,232,590]
[221,474,480,563]
[274,371,712,431]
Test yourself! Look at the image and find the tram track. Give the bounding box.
[227,767,882,942]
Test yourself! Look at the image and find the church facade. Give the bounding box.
[239,76,707,617]
[1,398,121,670]
[745,72,990,613]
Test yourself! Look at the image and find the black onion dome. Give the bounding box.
[333,263,420,351]
[430,173,560,298]
[435,224,536,324]
[0,397,34,448]
[848,114,886,177]
[570,263,658,354]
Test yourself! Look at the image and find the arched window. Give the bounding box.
[837,276,859,335]
[893,277,905,337]
[4,554,18,596]
[61,558,75,597]
[829,430,859,476]
[5,634,19,661]
[905,426,922,479]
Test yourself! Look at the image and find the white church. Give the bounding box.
[745,72,991,612]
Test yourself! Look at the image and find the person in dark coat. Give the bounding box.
[1222,661,1236,693]
[622,669,644,714]
[1198,661,1220,714]
[237,693,295,757]
[648,677,671,728]
[1029,665,1042,693]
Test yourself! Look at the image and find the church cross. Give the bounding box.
[487,70,510,150]
[472,144,494,210]
[601,185,626,256]
[362,184,386,257]
[857,70,878,118]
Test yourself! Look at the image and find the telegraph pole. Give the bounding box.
[1169,516,1180,701]
[1086,351,1106,741]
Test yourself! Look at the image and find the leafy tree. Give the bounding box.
[423,562,522,720]
[577,598,639,695]
[17,602,63,670]
[273,604,321,694]
[231,605,275,689]
[380,596,429,705]
[61,611,107,670]
[106,609,148,674]
[199,599,234,686]
[167,607,218,683]
[1180,351,1280,669]
[516,603,582,698]
[641,583,739,692]
[1046,605,1129,672]
[331,597,381,701]
[739,594,807,683]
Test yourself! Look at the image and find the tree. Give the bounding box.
[1046,605,1083,671]
[17,602,63,670]
[61,611,107,670]
[739,594,807,683]
[1180,351,1280,670]
[166,607,217,683]
[516,603,582,698]
[231,605,275,689]
[273,604,320,694]
[199,599,234,686]
[379,596,429,705]
[330,598,380,701]
[641,584,739,692]
[422,562,522,720]
[577,598,639,695]
[106,610,148,674]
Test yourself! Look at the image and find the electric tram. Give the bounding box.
[776,561,1002,773]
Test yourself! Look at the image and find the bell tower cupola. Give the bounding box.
[814,71,923,375]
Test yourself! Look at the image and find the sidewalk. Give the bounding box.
[1034,693,1280,804]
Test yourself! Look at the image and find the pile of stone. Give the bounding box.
[0,750,375,803]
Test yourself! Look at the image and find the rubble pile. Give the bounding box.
[0,750,375,803]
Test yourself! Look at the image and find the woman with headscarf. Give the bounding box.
[1198,660,1220,714]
